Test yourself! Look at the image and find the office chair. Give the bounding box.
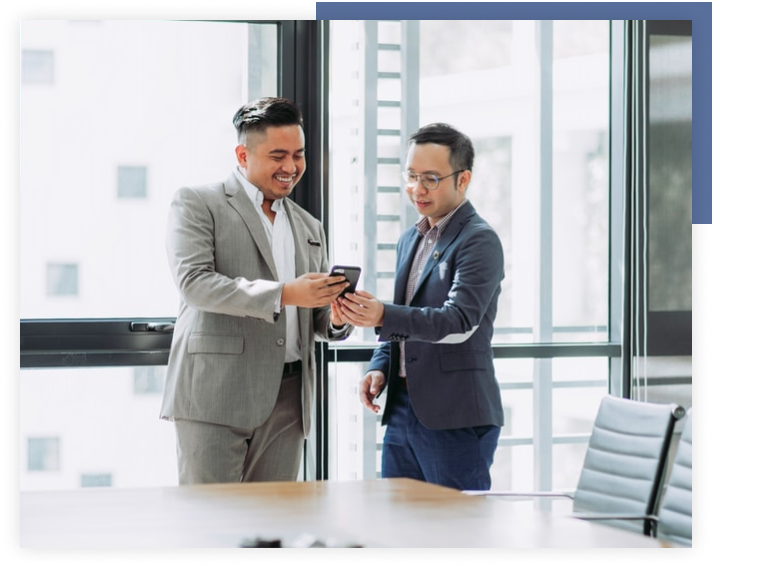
[464,395,686,536]
[574,408,692,545]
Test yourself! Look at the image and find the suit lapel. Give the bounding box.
[395,230,421,303]
[408,201,475,304]
[283,200,309,278]
[224,173,279,279]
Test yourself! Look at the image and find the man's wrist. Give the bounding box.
[329,320,348,332]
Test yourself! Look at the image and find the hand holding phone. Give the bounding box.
[329,265,362,297]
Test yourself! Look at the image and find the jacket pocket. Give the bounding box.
[440,350,488,371]
[188,333,244,355]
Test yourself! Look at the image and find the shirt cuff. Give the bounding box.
[329,321,349,334]
[274,289,283,321]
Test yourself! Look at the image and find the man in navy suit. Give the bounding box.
[336,123,505,490]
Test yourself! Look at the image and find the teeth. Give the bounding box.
[276,176,294,182]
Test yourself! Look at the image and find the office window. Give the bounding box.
[21,367,179,491]
[117,165,148,199]
[328,20,611,488]
[46,262,78,296]
[20,20,278,320]
[20,20,280,491]
[22,49,55,85]
[330,20,609,346]
[81,473,113,487]
[28,438,60,471]
[133,367,166,395]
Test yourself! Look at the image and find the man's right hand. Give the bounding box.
[359,371,386,414]
[281,272,349,308]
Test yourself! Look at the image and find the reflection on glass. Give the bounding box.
[648,35,692,312]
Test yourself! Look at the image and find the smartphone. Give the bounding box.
[329,265,362,297]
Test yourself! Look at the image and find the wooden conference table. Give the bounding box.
[21,478,665,548]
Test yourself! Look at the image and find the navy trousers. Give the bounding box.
[381,387,500,491]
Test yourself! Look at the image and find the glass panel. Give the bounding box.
[19,20,280,492]
[551,21,610,341]
[419,20,514,75]
[133,366,167,395]
[329,356,608,486]
[632,355,692,410]
[552,384,608,481]
[648,34,693,312]
[491,445,533,492]
[328,20,610,345]
[328,20,612,490]
[20,20,279,319]
[638,31,692,404]
[20,367,177,491]
[328,360,385,481]
[552,357,608,384]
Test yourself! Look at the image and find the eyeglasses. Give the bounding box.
[402,170,464,191]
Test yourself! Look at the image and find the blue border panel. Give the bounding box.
[317,2,712,224]
[690,6,711,225]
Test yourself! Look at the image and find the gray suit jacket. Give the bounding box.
[368,200,505,430]
[160,172,351,434]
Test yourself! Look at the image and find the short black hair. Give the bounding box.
[409,123,475,172]
[233,97,304,144]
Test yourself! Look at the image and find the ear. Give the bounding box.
[234,144,248,167]
[457,170,472,192]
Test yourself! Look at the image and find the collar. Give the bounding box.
[234,167,284,212]
[415,198,468,237]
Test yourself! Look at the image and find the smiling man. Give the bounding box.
[161,97,353,484]
[337,123,506,491]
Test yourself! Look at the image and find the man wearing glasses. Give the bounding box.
[336,123,505,491]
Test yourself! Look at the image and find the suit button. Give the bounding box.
[276,338,285,346]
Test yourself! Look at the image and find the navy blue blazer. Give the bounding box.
[368,200,505,430]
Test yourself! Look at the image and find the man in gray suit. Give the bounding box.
[337,123,504,491]
[161,97,353,484]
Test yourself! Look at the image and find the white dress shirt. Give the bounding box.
[234,168,301,363]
